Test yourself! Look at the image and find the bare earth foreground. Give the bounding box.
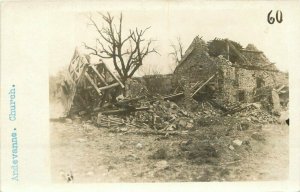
[51,120,288,182]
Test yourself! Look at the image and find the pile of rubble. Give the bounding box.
[135,100,194,130]
[55,49,284,129]
[195,101,222,118]
[232,104,278,124]
[93,94,280,131]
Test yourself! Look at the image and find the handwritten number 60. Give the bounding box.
[268,10,283,24]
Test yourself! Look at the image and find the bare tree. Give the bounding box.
[84,12,158,83]
[169,37,184,67]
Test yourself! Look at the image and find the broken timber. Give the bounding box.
[65,48,125,115]
[191,73,216,97]
[223,103,253,116]
[225,39,279,72]
[100,106,150,115]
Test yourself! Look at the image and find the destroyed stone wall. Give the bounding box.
[171,37,288,110]
[273,72,288,86]
[125,75,174,97]
[125,78,149,98]
[214,56,237,103]
[239,44,273,67]
[173,37,217,86]
[236,68,256,103]
[142,74,173,95]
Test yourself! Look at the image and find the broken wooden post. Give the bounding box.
[116,96,145,105]
[191,73,216,97]
[223,103,253,116]
[90,64,108,86]
[100,106,150,115]
[84,72,102,96]
[163,92,184,100]
[101,62,125,88]
[64,49,128,115]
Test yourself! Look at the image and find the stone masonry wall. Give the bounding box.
[172,39,288,104]
[173,39,217,86]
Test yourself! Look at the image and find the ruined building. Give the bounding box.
[173,36,288,112]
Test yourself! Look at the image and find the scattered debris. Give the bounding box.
[155,160,169,170]
[229,145,235,151]
[50,34,290,182]
[232,139,243,146]
[136,143,143,149]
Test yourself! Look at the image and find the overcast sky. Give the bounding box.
[48,1,295,76]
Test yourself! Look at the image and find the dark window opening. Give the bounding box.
[218,78,224,92]
[238,90,246,102]
[256,78,265,88]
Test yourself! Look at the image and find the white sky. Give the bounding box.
[48,1,294,76]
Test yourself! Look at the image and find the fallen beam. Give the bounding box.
[101,62,125,88]
[100,106,150,115]
[191,74,216,97]
[117,96,145,105]
[240,49,263,54]
[98,82,120,91]
[163,92,184,100]
[85,72,102,96]
[90,64,108,86]
[223,103,253,116]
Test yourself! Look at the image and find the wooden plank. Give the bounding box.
[191,81,204,92]
[100,106,150,115]
[84,72,102,96]
[101,63,125,88]
[240,49,263,54]
[276,85,286,92]
[116,96,145,104]
[76,64,89,83]
[163,92,184,100]
[230,64,279,72]
[261,63,276,68]
[226,39,250,64]
[90,64,108,85]
[223,103,253,116]
[98,82,120,91]
[225,40,278,72]
[191,74,216,97]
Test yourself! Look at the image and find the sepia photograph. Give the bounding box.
[47,6,291,183]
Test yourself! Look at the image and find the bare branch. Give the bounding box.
[169,36,185,65]
[88,16,113,44]
[83,43,112,59]
[84,12,158,82]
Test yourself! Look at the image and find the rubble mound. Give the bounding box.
[135,100,194,130]
[233,104,278,124]
[194,101,222,118]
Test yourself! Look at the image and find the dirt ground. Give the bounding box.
[50,119,288,183]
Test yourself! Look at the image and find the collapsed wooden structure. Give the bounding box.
[62,49,124,115]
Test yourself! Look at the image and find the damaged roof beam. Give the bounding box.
[191,73,216,97]
[240,49,263,54]
[100,62,125,88]
[98,82,120,91]
[90,64,108,86]
[84,72,102,96]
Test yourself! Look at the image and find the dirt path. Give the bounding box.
[50,121,288,182]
